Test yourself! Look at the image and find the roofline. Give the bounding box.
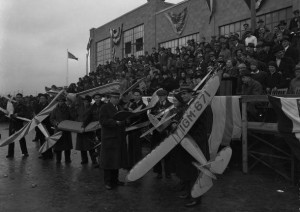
[94,2,148,30]
[156,0,190,14]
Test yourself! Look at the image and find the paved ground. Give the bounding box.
[0,122,299,212]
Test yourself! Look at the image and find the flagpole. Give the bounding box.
[86,51,89,76]
[66,49,69,87]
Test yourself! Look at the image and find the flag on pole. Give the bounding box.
[206,0,215,24]
[68,51,78,60]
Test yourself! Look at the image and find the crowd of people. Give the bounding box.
[2,11,300,208]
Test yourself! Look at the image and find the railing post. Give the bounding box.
[242,98,248,173]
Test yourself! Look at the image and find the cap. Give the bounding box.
[108,92,121,97]
[243,23,249,27]
[240,69,252,77]
[56,95,66,102]
[92,92,102,99]
[180,84,193,93]
[268,61,277,68]
[238,63,247,69]
[174,93,184,104]
[247,43,255,48]
[156,89,168,96]
[294,9,300,14]
[282,35,290,42]
[249,59,258,66]
[84,95,92,102]
[272,45,284,54]
[39,94,48,99]
[279,20,287,26]
[257,19,264,23]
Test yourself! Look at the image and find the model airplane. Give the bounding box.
[126,70,232,198]
[0,82,122,148]
[113,88,161,121]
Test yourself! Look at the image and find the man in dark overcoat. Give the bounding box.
[36,94,53,160]
[50,95,73,164]
[6,93,29,158]
[149,89,173,179]
[126,89,147,169]
[99,92,127,190]
[176,85,212,207]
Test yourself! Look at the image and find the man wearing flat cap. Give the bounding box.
[289,9,300,33]
[149,89,173,179]
[240,69,263,95]
[173,84,212,207]
[84,93,105,142]
[50,94,73,164]
[35,93,54,160]
[279,20,291,36]
[99,91,127,190]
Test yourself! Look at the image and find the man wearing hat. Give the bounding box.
[289,9,300,33]
[74,95,98,165]
[281,35,299,64]
[50,94,73,164]
[84,93,105,141]
[254,19,269,37]
[149,89,173,179]
[126,89,147,169]
[279,20,291,36]
[99,91,127,190]
[35,94,54,160]
[230,35,245,57]
[242,23,250,41]
[6,93,30,158]
[175,84,212,207]
[240,69,263,95]
[273,44,296,87]
[249,59,267,87]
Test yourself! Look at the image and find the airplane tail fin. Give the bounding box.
[148,113,159,126]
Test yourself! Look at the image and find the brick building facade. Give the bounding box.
[89,0,300,72]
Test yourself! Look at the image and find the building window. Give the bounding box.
[219,7,292,38]
[159,33,200,53]
[96,38,111,66]
[123,24,144,58]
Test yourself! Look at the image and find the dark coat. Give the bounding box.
[176,105,212,182]
[10,102,30,132]
[75,104,94,151]
[126,99,147,168]
[277,56,296,88]
[50,103,73,151]
[83,101,105,140]
[284,46,299,64]
[99,102,128,169]
[265,72,282,90]
[242,79,263,95]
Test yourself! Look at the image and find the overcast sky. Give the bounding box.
[0,0,182,96]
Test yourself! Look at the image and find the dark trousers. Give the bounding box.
[40,137,53,159]
[7,137,28,156]
[55,150,71,162]
[80,150,97,163]
[104,169,119,186]
[153,153,172,175]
